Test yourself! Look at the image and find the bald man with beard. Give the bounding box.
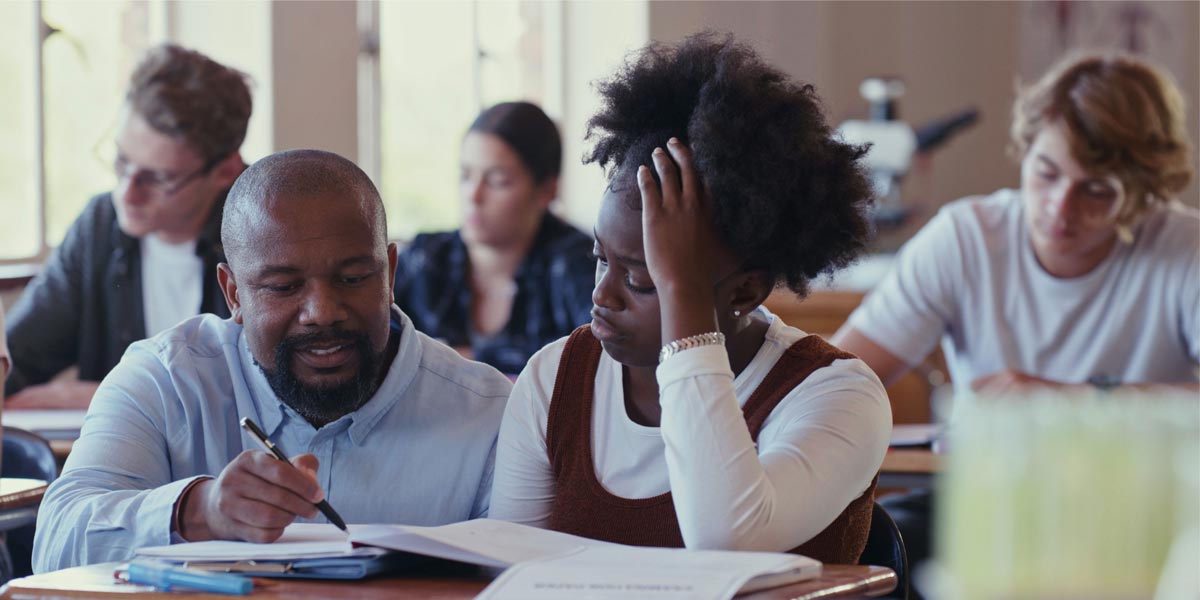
[33,150,512,573]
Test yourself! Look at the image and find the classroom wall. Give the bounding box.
[270,1,359,162]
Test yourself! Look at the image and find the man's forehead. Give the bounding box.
[228,197,383,266]
[115,107,200,169]
[243,252,382,275]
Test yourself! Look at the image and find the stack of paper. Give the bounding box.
[137,525,403,579]
[138,519,821,598]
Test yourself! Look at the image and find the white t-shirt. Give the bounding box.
[490,309,892,552]
[140,234,204,338]
[847,188,1200,395]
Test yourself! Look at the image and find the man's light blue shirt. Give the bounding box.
[33,307,512,572]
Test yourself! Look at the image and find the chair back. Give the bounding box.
[1,427,57,484]
[859,501,909,599]
[1,426,58,580]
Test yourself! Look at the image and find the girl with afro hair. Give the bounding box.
[490,32,891,563]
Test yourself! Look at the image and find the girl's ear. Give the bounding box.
[724,268,773,318]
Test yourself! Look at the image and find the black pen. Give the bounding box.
[239,417,348,532]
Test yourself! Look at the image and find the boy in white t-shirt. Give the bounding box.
[834,54,1198,589]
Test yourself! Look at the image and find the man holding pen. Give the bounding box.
[33,150,512,571]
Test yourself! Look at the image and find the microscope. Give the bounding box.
[837,77,979,230]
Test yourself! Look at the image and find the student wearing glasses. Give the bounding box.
[4,44,250,409]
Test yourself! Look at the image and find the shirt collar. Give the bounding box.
[238,304,422,445]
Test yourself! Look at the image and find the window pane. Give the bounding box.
[477,1,543,107]
[42,0,151,247]
[379,1,476,241]
[0,1,40,260]
[377,0,544,241]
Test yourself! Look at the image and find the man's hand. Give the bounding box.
[970,369,1074,395]
[177,450,324,543]
[5,381,101,409]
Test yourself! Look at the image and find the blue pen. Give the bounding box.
[127,561,253,595]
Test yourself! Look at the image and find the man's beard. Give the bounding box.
[255,330,385,427]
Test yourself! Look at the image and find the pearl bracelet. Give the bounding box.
[658,332,726,364]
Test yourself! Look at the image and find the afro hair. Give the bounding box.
[585,31,875,298]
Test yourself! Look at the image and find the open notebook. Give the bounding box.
[137,519,821,597]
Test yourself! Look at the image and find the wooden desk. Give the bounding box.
[879,448,939,489]
[0,478,49,532]
[1,562,896,599]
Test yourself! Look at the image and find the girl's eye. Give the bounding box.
[341,275,369,285]
[589,250,608,265]
[1037,170,1056,182]
[624,275,656,295]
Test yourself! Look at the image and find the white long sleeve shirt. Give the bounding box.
[490,310,891,551]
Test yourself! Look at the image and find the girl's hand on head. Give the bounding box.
[638,138,722,296]
[639,138,724,342]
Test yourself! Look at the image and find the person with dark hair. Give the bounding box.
[5,43,251,409]
[490,33,891,563]
[32,150,511,572]
[393,102,594,375]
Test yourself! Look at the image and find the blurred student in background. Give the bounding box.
[392,102,594,376]
[834,53,1198,586]
[4,44,250,408]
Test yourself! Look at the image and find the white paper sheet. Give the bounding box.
[136,523,358,560]
[476,545,820,600]
[349,519,617,568]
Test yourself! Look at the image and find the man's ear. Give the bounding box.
[216,262,244,324]
[386,242,399,305]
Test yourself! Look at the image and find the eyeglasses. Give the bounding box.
[112,153,224,196]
